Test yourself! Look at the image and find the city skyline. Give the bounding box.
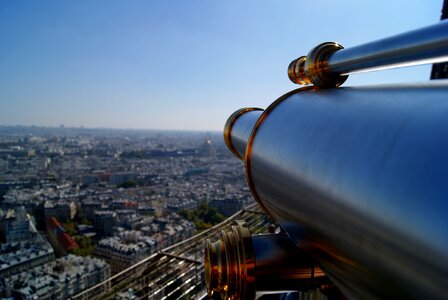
[0,1,442,130]
[0,124,249,298]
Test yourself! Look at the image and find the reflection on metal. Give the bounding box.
[224,108,264,159]
[205,220,255,300]
[289,20,448,87]
[288,43,347,88]
[224,82,448,299]
[244,87,314,220]
[72,203,271,300]
[158,251,201,265]
[205,221,328,300]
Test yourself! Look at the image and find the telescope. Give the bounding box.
[204,20,448,299]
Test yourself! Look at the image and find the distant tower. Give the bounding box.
[201,133,212,155]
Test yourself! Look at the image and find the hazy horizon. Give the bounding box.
[0,123,221,133]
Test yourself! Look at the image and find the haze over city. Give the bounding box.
[0,1,441,130]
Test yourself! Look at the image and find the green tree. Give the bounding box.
[73,235,94,256]
[119,179,138,188]
[63,220,77,236]
[178,203,225,231]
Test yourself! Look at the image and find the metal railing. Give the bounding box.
[72,203,271,300]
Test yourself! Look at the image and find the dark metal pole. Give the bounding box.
[430,0,448,79]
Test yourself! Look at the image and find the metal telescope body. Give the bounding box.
[205,20,448,300]
[225,83,448,300]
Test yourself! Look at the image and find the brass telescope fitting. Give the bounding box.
[204,221,328,299]
[204,220,255,300]
[224,107,263,160]
[288,42,348,88]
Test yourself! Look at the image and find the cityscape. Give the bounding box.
[1,2,444,300]
[0,125,254,299]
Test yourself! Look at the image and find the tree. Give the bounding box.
[63,220,77,236]
[119,179,138,188]
[178,203,225,231]
[73,235,94,256]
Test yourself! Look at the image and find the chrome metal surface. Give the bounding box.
[288,20,448,87]
[224,108,264,159]
[328,20,448,75]
[229,82,448,299]
[251,233,327,292]
[205,221,328,300]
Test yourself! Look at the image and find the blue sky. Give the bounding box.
[0,1,442,130]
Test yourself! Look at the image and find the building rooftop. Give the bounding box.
[73,203,270,300]
[0,238,53,273]
[2,255,110,299]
